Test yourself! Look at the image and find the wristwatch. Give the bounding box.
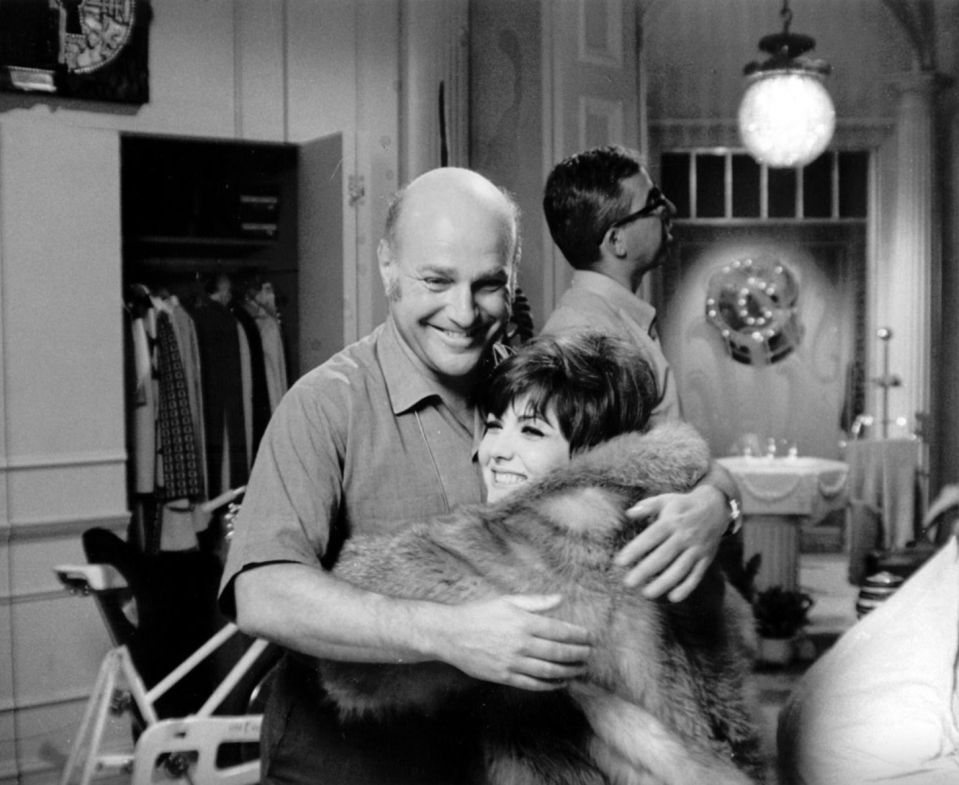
[725,497,742,536]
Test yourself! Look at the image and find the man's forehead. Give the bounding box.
[394,206,515,269]
[408,257,512,281]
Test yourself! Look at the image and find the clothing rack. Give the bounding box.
[124,272,288,553]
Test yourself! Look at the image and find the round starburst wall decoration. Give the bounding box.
[705,257,803,365]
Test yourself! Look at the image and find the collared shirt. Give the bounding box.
[540,270,682,427]
[221,315,484,609]
[218,316,488,785]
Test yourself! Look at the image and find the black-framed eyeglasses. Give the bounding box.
[607,187,671,231]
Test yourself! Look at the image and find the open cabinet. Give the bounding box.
[122,135,301,377]
[120,133,346,552]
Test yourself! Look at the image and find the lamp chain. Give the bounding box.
[780,0,792,34]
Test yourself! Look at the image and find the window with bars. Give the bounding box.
[659,150,868,221]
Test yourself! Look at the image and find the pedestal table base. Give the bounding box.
[744,514,802,591]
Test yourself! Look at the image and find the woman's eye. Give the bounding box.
[522,426,545,438]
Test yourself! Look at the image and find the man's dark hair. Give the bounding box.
[543,145,643,270]
[477,331,658,455]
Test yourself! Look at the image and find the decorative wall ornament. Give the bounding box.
[706,257,803,365]
[0,0,151,104]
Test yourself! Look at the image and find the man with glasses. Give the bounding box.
[542,145,678,425]
[541,145,741,605]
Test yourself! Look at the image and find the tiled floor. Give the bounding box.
[755,549,860,782]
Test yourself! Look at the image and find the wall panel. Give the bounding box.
[0,3,378,779]
[4,455,127,527]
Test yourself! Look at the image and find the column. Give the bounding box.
[882,72,945,436]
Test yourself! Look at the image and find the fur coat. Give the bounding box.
[320,422,764,785]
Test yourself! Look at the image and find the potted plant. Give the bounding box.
[752,586,814,665]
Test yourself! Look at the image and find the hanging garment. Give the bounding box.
[232,304,270,461]
[155,311,203,501]
[167,296,208,498]
[187,298,248,499]
[246,299,288,410]
[128,286,158,495]
[236,321,252,472]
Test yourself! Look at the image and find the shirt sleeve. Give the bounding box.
[218,378,345,618]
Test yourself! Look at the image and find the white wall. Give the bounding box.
[0,2,399,781]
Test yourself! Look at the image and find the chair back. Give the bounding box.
[81,528,228,719]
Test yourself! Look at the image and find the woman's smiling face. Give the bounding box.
[479,395,571,503]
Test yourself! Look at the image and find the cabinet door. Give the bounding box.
[299,132,354,372]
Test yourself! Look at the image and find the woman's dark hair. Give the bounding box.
[477,331,659,455]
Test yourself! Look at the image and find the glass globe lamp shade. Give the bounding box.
[738,69,836,168]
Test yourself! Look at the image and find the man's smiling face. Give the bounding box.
[380,175,515,389]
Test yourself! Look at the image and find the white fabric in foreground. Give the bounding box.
[778,537,959,784]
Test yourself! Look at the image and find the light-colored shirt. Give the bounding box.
[540,270,682,427]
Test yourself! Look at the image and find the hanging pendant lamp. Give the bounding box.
[737,0,835,168]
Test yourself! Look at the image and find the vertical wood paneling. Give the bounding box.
[0,552,12,782]
[0,3,374,779]
[285,0,359,346]
[133,1,237,138]
[0,122,128,783]
[0,107,13,785]
[0,124,127,524]
[355,0,401,336]
[234,0,287,141]
[401,0,469,179]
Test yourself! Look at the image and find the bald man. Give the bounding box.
[221,168,593,784]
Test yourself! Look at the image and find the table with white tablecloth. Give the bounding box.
[718,456,849,591]
[844,439,922,585]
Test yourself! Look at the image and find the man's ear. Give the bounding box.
[377,238,393,291]
[603,226,629,259]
